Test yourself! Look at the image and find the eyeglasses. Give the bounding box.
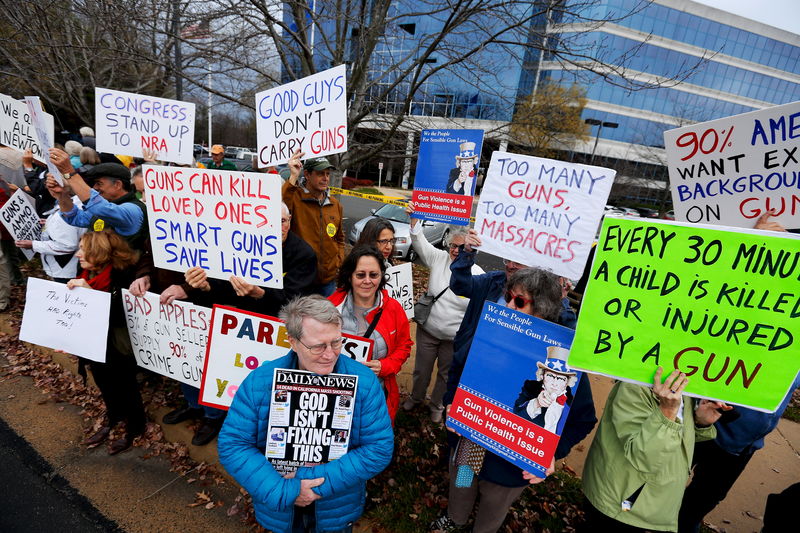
[448,243,461,250]
[281,217,291,225]
[297,337,344,355]
[505,290,533,309]
[376,238,397,246]
[503,259,526,269]
[354,271,382,280]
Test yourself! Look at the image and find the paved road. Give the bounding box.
[339,194,505,272]
[0,416,121,533]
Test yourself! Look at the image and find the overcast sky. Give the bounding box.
[693,0,800,35]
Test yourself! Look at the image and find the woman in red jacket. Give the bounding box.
[328,245,412,422]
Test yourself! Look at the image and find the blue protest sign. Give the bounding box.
[447,301,579,476]
[412,129,484,225]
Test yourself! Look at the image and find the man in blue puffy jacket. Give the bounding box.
[218,295,394,533]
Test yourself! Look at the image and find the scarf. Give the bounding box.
[79,264,113,292]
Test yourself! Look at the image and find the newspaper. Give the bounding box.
[266,369,358,474]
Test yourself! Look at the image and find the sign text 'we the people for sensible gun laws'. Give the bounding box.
[144,164,284,287]
[95,88,196,165]
[256,64,347,167]
[664,101,800,230]
[568,216,800,412]
[475,152,615,278]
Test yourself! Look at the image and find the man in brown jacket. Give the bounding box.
[282,150,344,296]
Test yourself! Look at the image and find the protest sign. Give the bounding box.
[411,129,485,225]
[0,93,54,164]
[23,97,62,183]
[568,216,800,412]
[665,101,800,230]
[447,302,577,476]
[143,164,284,287]
[0,188,41,260]
[474,151,615,279]
[200,305,373,410]
[19,277,110,362]
[95,88,196,165]
[122,290,209,387]
[266,368,357,474]
[385,262,414,319]
[255,64,347,167]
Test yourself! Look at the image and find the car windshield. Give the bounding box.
[374,203,409,223]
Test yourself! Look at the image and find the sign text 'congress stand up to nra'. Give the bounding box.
[568,217,800,412]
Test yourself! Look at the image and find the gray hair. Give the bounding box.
[444,225,469,247]
[281,201,290,217]
[279,295,342,339]
[79,126,95,137]
[506,268,562,321]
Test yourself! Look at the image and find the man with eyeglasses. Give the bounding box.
[219,295,394,533]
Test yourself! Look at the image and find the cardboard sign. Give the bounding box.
[19,278,110,362]
[143,164,284,287]
[411,129,485,225]
[568,216,800,412]
[266,369,357,474]
[23,97,62,183]
[447,302,578,476]
[95,88,196,165]
[199,305,373,410]
[255,64,347,167]
[475,151,615,279]
[665,101,800,230]
[385,262,414,319]
[121,290,209,386]
[0,189,41,260]
[0,93,54,164]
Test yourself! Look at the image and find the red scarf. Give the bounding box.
[80,264,113,292]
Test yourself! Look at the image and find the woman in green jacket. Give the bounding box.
[581,367,726,532]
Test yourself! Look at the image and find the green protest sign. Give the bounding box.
[569,217,800,412]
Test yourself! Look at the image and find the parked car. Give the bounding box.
[664,210,675,220]
[348,202,449,262]
[617,207,640,217]
[635,207,660,218]
[604,205,624,217]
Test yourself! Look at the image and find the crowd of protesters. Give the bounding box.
[0,132,797,533]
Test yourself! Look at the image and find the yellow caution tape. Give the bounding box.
[329,187,408,207]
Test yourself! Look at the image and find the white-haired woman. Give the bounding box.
[402,202,483,423]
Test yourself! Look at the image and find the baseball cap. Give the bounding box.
[303,157,335,171]
[210,144,225,155]
[84,163,131,183]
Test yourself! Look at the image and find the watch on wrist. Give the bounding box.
[62,170,78,180]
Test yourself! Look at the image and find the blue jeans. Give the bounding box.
[181,383,225,420]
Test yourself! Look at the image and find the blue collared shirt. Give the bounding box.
[61,189,143,236]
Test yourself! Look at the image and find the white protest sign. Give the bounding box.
[122,290,209,387]
[143,164,283,287]
[475,151,616,279]
[0,93,54,164]
[200,305,373,410]
[19,278,110,362]
[665,101,800,229]
[385,262,414,319]
[0,189,41,260]
[95,88,196,165]
[256,64,347,167]
[23,97,62,183]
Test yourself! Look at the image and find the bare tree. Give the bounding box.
[0,0,711,169]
